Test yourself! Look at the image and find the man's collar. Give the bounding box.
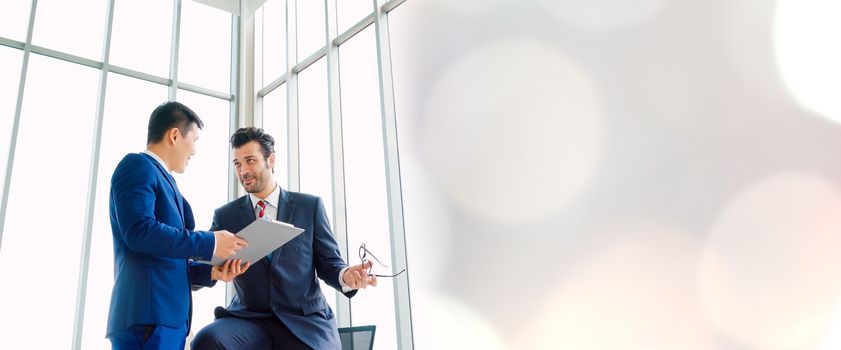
[142,149,171,174]
[249,183,280,208]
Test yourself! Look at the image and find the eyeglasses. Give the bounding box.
[359,243,406,278]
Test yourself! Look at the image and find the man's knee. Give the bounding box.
[191,327,227,350]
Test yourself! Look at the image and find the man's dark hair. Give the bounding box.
[230,127,275,160]
[147,101,204,145]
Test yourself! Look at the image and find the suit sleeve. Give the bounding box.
[111,155,215,260]
[312,197,357,297]
[209,207,222,232]
[190,261,216,290]
[191,208,224,290]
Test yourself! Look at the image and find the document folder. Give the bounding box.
[198,219,304,266]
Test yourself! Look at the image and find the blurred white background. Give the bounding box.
[388,0,841,349]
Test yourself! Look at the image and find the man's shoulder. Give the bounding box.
[117,152,149,166]
[285,190,321,207]
[126,152,145,159]
[113,153,155,180]
[286,190,318,202]
[216,195,249,214]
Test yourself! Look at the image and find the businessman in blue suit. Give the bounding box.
[191,127,377,350]
[107,101,250,350]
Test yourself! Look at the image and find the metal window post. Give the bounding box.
[373,0,414,348]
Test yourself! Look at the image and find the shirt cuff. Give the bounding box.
[338,267,354,292]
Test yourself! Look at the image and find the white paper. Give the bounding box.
[198,219,304,266]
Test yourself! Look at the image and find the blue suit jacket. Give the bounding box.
[107,153,216,337]
[209,188,355,350]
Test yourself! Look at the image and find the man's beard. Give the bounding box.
[241,166,272,193]
[242,177,262,193]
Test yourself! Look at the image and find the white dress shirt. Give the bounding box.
[248,185,280,222]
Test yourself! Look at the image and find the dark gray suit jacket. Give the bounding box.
[210,187,355,349]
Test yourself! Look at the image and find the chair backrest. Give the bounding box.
[338,325,376,350]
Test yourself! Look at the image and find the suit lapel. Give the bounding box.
[141,153,185,221]
[277,187,295,224]
[238,196,257,228]
[271,189,294,263]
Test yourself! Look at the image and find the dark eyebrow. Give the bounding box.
[233,155,257,163]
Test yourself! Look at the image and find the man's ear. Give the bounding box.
[267,153,276,171]
[167,127,180,144]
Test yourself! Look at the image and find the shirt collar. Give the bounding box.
[142,149,171,174]
[249,183,280,209]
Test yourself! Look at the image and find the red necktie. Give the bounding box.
[256,200,266,219]
[256,200,273,260]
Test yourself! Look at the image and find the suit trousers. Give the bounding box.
[109,324,187,350]
[191,314,311,350]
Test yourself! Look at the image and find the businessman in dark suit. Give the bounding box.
[191,127,377,350]
[107,101,249,350]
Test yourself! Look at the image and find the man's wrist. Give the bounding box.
[339,267,353,292]
[211,232,217,258]
[339,267,349,287]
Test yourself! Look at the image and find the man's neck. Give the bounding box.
[255,181,277,200]
[146,145,172,170]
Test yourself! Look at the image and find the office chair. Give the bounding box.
[338,325,376,350]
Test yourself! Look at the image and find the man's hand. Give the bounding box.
[211,259,251,282]
[343,260,378,289]
[213,230,247,259]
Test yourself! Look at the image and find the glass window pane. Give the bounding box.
[173,90,232,335]
[299,59,331,231]
[81,73,168,350]
[0,53,99,348]
[337,0,371,35]
[109,0,172,77]
[262,85,288,188]
[0,47,22,203]
[339,27,398,349]
[297,58,337,311]
[31,0,107,60]
[296,0,325,62]
[254,6,264,92]
[178,0,231,92]
[0,0,32,41]
[255,0,286,91]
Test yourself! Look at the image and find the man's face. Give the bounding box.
[172,123,199,174]
[233,140,275,194]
